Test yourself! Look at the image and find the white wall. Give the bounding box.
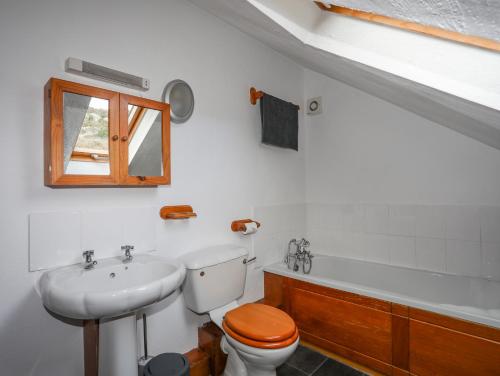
[0,0,305,374]
[304,69,500,280]
[304,68,500,204]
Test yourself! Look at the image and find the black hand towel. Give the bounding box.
[260,93,299,151]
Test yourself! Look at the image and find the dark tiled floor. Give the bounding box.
[277,345,367,376]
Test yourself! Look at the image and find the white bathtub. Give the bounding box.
[264,255,500,329]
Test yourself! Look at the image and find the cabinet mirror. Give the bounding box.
[63,93,110,176]
[127,106,163,177]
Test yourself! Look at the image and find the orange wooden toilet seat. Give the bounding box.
[222,303,299,349]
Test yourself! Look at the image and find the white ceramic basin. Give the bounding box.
[38,254,186,319]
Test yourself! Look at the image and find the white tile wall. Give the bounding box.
[344,231,367,260]
[81,210,123,258]
[342,205,364,232]
[252,204,306,269]
[388,207,416,237]
[120,207,157,253]
[480,207,500,243]
[481,242,500,280]
[306,203,500,280]
[29,207,157,271]
[364,204,389,234]
[29,212,82,270]
[307,228,330,254]
[389,236,416,268]
[445,240,481,277]
[445,206,480,242]
[415,238,446,272]
[416,206,446,238]
[364,234,390,263]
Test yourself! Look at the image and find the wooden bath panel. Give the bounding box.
[290,287,392,363]
[263,271,500,376]
[408,309,500,375]
[263,272,289,311]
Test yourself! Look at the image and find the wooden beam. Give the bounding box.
[315,2,500,53]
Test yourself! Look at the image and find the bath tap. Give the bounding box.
[284,239,298,268]
[82,250,97,270]
[297,238,310,253]
[121,245,134,263]
[285,238,313,274]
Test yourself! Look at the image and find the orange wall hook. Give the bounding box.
[250,87,264,105]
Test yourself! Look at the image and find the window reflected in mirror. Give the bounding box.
[127,105,163,177]
[63,93,110,175]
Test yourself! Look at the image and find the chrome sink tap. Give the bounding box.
[82,250,97,270]
[121,245,134,263]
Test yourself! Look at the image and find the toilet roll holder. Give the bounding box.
[231,219,261,234]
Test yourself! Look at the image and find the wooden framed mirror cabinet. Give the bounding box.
[44,78,170,187]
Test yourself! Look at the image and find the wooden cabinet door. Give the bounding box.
[409,319,500,376]
[45,78,120,186]
[118,94,170,186]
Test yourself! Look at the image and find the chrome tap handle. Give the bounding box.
[303,252,313,274]
[82,250,94,260]
[82,250,97,269]
[285,239,298,267]
[121,245,134,262]
[297,238,310,253]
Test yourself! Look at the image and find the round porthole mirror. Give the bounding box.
[162,79,194,124]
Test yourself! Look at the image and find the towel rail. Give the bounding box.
[250,87,300,109]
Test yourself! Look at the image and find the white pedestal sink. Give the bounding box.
[37,253,186,376]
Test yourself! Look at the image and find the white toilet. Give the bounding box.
[182,245,299,376]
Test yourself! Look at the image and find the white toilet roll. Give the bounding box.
[242,222,258,235]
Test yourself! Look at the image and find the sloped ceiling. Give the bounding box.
[187,0,500,150]
[323,0,500,42]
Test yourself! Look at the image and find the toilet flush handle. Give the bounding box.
[243,257,256,265]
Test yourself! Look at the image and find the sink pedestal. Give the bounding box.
[99,314,138,376]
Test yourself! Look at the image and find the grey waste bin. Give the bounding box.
[143,353,190,376]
